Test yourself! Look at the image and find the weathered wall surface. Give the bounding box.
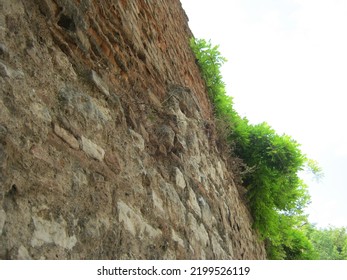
[0,0,266,259]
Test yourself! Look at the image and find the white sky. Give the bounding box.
[181,0,347,228]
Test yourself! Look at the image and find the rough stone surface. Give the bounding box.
[129,129,145,152]
[17,245,32,260]
[0,0,266,259]
[90,70,110,97]
[175,168,186,189]
[81,136,105,161]
[0,209,6,235]
[31,216,77,250]
[187,188,202,217]
[0,61,10,77]
[118,201,162,239]
[53,124,80,150]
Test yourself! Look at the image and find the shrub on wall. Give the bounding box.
[190,37,318,259]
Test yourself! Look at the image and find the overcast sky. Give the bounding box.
[181,0,347,228]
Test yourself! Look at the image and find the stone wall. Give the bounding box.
[0,0,266,259]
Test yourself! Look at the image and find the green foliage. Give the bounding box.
[267,217,318,260]
[306,225,347,260]
[305,158,324,182]
[190,37,322,259]
[189,38,227,102]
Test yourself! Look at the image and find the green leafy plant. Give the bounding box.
[306,225,347,260]
[305,158,324,182]
[190,37,323,259]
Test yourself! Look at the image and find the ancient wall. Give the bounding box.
[0,0,266,259]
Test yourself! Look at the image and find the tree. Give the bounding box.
[306,225,347,260]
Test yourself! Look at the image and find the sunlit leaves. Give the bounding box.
[306,225,347,260]
[305,158,324,182]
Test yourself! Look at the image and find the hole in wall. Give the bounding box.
[8,184,17,197]
[57,14,76,32]
[3,184,18,211]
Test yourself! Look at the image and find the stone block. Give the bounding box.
[0,61,10,77]
[175,168,186,189]
[72,169,88,190]
[0,43,9,59]
[187,213,209,247]
[85,216,110,238]
[156,125,175,152]
[129,129,145,152]
[200,197,217,229]
[54,124,80,150]
[37,0,56,18]
[30,145,54,166]
[176,110,188,135]
[0,61,24,79]
[175,134,187,151]
[187,188,201,217]
[81,136,105,161]
[161,183,186,225]
[17,245,31,260]
[30,103,52,123]
[148,90,162,108]
[58,87,111,126]
[152,191,165,217]
[104,151,121,174]
[53,50,77,80]
[90,70,109,97]
[216,160,224,180]
[171,229,185,248]
[211,234,228,259]
[118,201,161,239]
[31,216,77,250]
